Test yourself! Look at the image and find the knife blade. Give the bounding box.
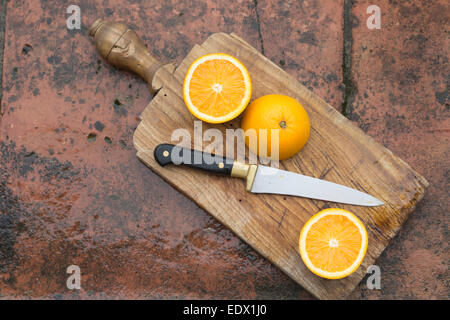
[154,143,384,207]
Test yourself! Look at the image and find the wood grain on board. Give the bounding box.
[133,33,428,299]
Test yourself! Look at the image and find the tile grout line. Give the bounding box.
[252,0,265,55]
[342,0,355,118]
[0,0,7,118]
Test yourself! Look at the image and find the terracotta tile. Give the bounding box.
[257,0,344,110]
[0,0,312,299]
[347,0,448,299]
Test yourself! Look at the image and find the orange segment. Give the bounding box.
[183,53,252,123]
[299,208,368,279]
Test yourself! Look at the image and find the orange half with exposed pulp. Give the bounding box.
[299,208,368,279]
[183,53,252,123]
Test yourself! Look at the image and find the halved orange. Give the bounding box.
[183,53,252,123]
[299,208,368,279]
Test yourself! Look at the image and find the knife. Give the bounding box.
[154,144,384,206]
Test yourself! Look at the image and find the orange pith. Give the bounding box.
[183,53,252,123]
[299,208,368,279]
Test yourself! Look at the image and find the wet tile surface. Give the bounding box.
[347,0,448,299]
[258,0,345,110]
[0,0,447,299]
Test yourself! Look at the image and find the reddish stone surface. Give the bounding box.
[347,1,448,299]
[0,0,447,300]
[258,0,344,110]
[0,0,311,299]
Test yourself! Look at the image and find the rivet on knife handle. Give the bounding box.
[154,144,257,192]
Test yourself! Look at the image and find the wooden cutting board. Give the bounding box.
[90,22,428,299]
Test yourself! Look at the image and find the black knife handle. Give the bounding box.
[154,143,234,175]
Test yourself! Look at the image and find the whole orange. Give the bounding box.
[241,94,310,160]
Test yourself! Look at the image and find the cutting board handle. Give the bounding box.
[89,19,163,93]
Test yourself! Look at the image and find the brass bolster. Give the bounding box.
[230,161,249,178]
[245,165,258,191]
[231,162,258,192]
